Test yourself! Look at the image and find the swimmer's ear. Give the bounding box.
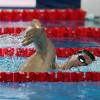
[31,19,43,29]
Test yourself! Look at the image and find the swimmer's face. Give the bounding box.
[67,51,93,67]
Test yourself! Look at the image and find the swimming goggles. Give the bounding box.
[77,50,88,66]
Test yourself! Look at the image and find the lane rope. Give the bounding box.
[0,9,86,21]
[0,27,99,38]
[0,72,100,82]
[0,48,100,57]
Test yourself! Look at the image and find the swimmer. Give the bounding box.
[19,19,95,72]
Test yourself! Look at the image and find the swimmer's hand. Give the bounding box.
[22,19,43,46]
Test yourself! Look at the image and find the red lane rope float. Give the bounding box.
[0,27,25,36]
[0,27,100,38]
[45,27,100,38]
[0,48,100,57]
[1,72,100,82]
[0,9,86,21]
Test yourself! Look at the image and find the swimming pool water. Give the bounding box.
[0,82,100,100]
[0,20,100,100]
[52,37,100,48]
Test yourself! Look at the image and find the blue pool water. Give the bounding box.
[1,82,100,100]
[52,37,100,48]
[0,21,100,100]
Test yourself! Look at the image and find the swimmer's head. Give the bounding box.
[67,50,95,68]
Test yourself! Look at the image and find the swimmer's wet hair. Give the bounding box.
[78,50,95,61]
